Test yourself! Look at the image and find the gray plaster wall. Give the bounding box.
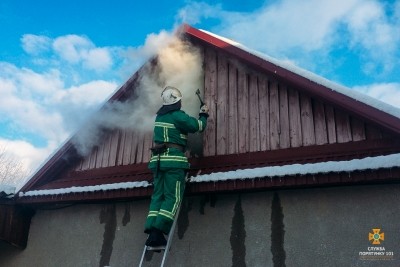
[0,184,399,267]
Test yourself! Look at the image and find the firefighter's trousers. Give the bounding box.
[145,167,186,234]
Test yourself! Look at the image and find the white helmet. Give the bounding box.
[161,86,182,105]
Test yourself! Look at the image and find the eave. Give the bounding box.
[16,139,400,205]
[15,168,400,205]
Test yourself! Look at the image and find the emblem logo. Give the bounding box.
[369,229,384,245]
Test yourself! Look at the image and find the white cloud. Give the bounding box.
[179,0,400,78]
[344,1,399,74]
[353,83,400,108]
[53,35,92,63]
[0,64,119,177]
[2,62,116,143]
[0,62,69,142]
[0,64,118,177]
[53,80,117,106]
[81,47,113,71]
[21,34,51,55]
[0,138,53,179]
[346,1,381,29]
[52,34,113,72]
[0,85,68,144]
[20,33,119,74]
[0,31,146,182]
[16,68,63,96]
[180,0,359,54]
[177,2,223,25]
[0,62,63,98]
[0,62,120,147]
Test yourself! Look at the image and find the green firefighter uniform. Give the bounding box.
[145,110,207,234]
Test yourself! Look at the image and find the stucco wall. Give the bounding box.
[0,184,399,267]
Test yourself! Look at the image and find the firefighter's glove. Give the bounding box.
[199,104,209,117]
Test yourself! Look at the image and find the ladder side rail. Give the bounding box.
[160,197,183,267]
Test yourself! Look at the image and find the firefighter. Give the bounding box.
[144,86,209,249]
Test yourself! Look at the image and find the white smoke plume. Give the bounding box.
[71,31,204,156]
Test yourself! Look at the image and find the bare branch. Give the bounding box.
[0,146,29,186]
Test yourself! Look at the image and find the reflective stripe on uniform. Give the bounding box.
[155,122,175,128]
[150,155,188,163]
[155,122,175,143]
[159,210,174,220]
[147,210,159,217]
[164,127,169,142]
[198,120,203,131]
[172,181,181,215]
[155,122,188,143]
[159,181,181,221]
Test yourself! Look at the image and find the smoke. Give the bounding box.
[71,31,204,156]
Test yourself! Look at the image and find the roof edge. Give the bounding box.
[18,152,400,198]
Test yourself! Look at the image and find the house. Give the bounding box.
[1,24,399,266]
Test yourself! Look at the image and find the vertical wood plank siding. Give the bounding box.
[269,81,280,150]
[325,105,337,144]
[313,101,328,145]
[202,48,387,156]
[288,88,302,147]
[135,132,145,163]
[238,68,250,153]
[76,129,153,171]
[351,117,366,141]
[249,74,261,152]
[204,48,217,156]
[259,76,270,151]
[95,141,105,168]
[228,64,239,154]
[336,110,352,143]
[279,84,290,149]
[217,56,228,155]
[75,45,390,171]
[300,94,316,146]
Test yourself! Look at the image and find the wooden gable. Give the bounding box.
[201,45,396,156]
[16,25,400,204]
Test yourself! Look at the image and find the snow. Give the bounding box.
[0,184,16,197]
[19,153,400,197]
[200,30,400,119]
[19,181,150,197]
[190,153,400,183]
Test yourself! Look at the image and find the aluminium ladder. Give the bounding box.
[138,198,183,267]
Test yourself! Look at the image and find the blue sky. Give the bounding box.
[1,0,400,178]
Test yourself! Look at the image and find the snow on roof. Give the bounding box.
[200,30,400,119]
[19,181,150,197]
[18,153,400,197]
[191,153,400,183]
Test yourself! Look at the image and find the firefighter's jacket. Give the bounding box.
[148,109,207,170]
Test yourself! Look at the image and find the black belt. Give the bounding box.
[164,143,185,152]
[152,143,185,153]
